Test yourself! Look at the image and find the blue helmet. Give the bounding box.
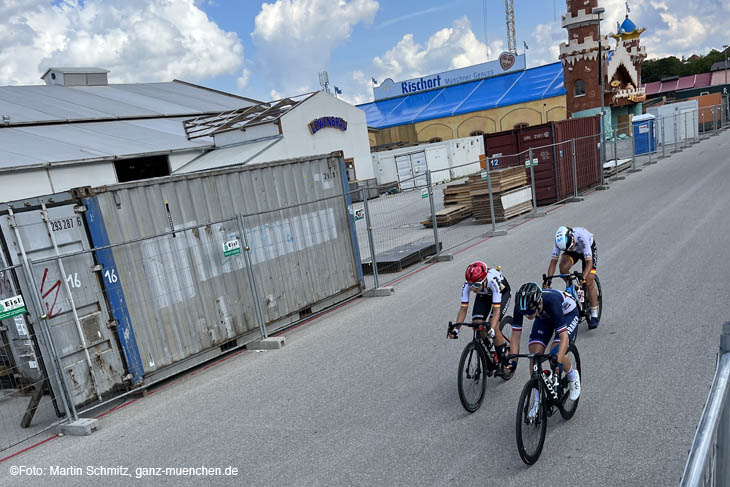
[555,226,574,251]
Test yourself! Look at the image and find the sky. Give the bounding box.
[1,0,728,105]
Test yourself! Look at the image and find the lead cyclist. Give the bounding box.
[545,226,600,329]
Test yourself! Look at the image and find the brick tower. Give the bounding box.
[559,0,608,118]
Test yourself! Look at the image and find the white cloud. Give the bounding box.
[0,0,244,86]
[236,68,250,91]
[251,0,378,96]
[372,17,499,81]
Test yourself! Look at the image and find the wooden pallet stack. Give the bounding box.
[470,166,531,223]
[443,182,472,207]
[421,205,472,228]
[425,166,530,228]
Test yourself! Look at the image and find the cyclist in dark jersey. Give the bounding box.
[508,283,581,403]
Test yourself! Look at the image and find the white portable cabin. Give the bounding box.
[647,99,698,145]
[371,135,484,190]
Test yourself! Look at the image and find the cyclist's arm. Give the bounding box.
[509,305,524,365]
[455,303,468,325]
[547,245,560,286]
[487,279,502,332]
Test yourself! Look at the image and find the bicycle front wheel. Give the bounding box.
[457,341,488,412]
[559,343,582,420]
[516,377,547,465]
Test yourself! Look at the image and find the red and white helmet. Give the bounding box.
[465,261,488,284]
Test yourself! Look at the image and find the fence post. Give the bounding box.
[694,109,698,143]
[361,186,379,290]
[481,156,509,234]
[702,110,705,137]
[674,112,679,152]
[714,107,719,135]
[525,147,546,217]
[610,133,625,181]
[597,132,609,190]
[426,170,444,256]
[568,139,583,202]
[661,116,666,158]
[629,126,641,173]
[236,215,268,339]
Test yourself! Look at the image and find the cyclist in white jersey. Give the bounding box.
[448,261,512,376]
[546,226,600,329]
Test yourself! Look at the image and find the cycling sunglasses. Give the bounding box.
[469,278,487,288]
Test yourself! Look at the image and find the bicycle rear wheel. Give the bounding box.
[458,341,488,412]
[516,377,547,465]
[559,344,582,420]
[594,275,603,323]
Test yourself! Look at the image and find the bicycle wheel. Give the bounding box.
[499,315,513,347]
[516,377,547,465]
[458,341,488,412]
[559,344,582,420]
[594,275,603,323]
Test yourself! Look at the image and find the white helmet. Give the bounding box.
[555,226,574,251]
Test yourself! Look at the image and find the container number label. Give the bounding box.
[223,239,241,257]
[0,295,26,320]
[104,269,119,284]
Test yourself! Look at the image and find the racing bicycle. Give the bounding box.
[543,271,602,327]
[448,316,513,413]
[507,343,582,465]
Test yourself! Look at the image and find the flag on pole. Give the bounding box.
[371,77,377,85]
[626,1,630,14]
[523,41,529,50]
[334,86,342,95]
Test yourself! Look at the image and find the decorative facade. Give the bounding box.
[559,0,608,117]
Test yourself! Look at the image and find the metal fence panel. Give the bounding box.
[0,261,72,452]
[85,153,360,377]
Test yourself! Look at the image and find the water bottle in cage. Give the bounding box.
[577,288,585,303]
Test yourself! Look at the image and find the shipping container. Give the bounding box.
[484,116,601,205]
[647,99,699,144]
[0,152,363,403]
[370,136,484,188]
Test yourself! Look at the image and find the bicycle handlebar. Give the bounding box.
[449,321,485,328]
[542,271,584,285]
[505,353,557,363]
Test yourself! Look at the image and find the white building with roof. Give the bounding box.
[0,68,371,204]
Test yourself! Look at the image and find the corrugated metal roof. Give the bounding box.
[0,117,210,170]
[177,137,283,173]
[0,81,259,125]
[356,63,566,129]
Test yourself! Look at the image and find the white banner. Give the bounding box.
[373,53,526,101]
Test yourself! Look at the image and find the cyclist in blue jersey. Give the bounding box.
[546,226,600,329]
[507,282,581,405]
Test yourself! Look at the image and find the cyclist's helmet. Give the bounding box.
[555,226,574,251]
[465,261,488,284]
[517,282,542,314]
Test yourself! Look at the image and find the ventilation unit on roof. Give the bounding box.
[41,68,109,86]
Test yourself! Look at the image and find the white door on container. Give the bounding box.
[411,152,428,188]
[395,154,415,190]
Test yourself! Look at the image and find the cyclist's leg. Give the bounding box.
[558,253,576,287]
[527,318,550,369]
[551,310,579,372]
[471,293,489,339]
[584,241,599,310]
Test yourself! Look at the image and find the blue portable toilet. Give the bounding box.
[632,113,656,155]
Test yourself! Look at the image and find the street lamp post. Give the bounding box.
[594,7,608,189]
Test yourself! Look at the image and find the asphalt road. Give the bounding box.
[3,130,730,486]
